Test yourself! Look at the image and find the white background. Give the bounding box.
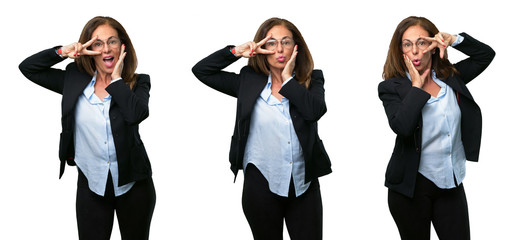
[2,0,522,239]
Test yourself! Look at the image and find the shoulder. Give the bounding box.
[134,74,151,90]
[239,65,256,75]
[136,73,150,82]
[378,77,408,92]
[312,69,324,81]
[65,62,80,72]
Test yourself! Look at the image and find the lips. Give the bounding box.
[103,56,115,68]
[277,56,286,63]
[412,58,421,66]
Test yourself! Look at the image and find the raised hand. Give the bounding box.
[60,36,101,58]
[233,33,275,58]
[422,32,457,59]
[404,54,430,89]
[111,44,126,80]
[282,45,298,80]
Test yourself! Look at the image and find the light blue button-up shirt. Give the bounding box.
[418,74,466,189]
[74,73,134,196]
[412,34,467,189]
[243,73,310,197]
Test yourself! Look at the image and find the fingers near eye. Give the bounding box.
[83,35,98,48]
[259,33,273,46]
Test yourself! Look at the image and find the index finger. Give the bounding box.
[82,35,99,48]
[81,49,102,56]
[256,33,273,47]
[255,48,275,55]
[422,38,439,54]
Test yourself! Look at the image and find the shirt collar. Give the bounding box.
[260,72,287,105]
[83,71,111,102]
[405,70,448,103]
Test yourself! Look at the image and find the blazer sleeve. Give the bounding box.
[378,79,431,137]
[106,74,150,125]
[279,70,327,122]
[19,47,67,94]
[453,32,496,84]
[192,46,242,98]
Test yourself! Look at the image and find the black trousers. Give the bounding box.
[242,164,323,240]
[388,173,470,240]
[76,169,156,240]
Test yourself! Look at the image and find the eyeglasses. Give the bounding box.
[264,38,295,50]
[91,38,121,51]
[401,39,430,53]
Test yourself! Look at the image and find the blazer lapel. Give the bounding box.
[62,68,92,116]
[444,76,474,101]
[239,70,267,119]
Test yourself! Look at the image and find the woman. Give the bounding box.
[192,17,331,240]
[19,16,155,240]
[378,16,495,240]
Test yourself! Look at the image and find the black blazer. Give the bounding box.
[19,48,152,186]
[192,46,332,182]
[378,33,495,198]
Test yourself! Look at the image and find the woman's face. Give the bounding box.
[401,25,433,74]
[91,24,121,76]
[264,25,294,72]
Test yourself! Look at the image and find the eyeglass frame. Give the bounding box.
[401,39,430,53]
[90,37,122,51]
[263,37,295,50]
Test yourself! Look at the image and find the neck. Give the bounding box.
[270,68,284,84]
[96,71,113,85]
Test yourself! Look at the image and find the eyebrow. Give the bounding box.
[402,38,425,42]
[95,36,119,42]
[269,36,292,41]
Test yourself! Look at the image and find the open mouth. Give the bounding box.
[412,58,421,66]
[103,56,115,68]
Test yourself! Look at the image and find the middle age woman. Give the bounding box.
[19,16,155,240]
[378,16,495,240]
[192,17,331,240]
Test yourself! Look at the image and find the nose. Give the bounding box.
[276,42,284,52]
[102,42,110,52]
[411,44,419,55]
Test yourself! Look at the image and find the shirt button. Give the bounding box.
[288,141,290,144]
[289,161,293,164]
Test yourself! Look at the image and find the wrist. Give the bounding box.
[230,46,241,57]
[412,82,423,88]
[56,47,67,58]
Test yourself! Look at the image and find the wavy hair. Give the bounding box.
[76,16,138,89]
[248,17,314,88]
[382,16,457,80]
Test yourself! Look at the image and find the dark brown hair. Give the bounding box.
[248,17,314,88]
[76,16,138,89]
[382,16,457,80]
